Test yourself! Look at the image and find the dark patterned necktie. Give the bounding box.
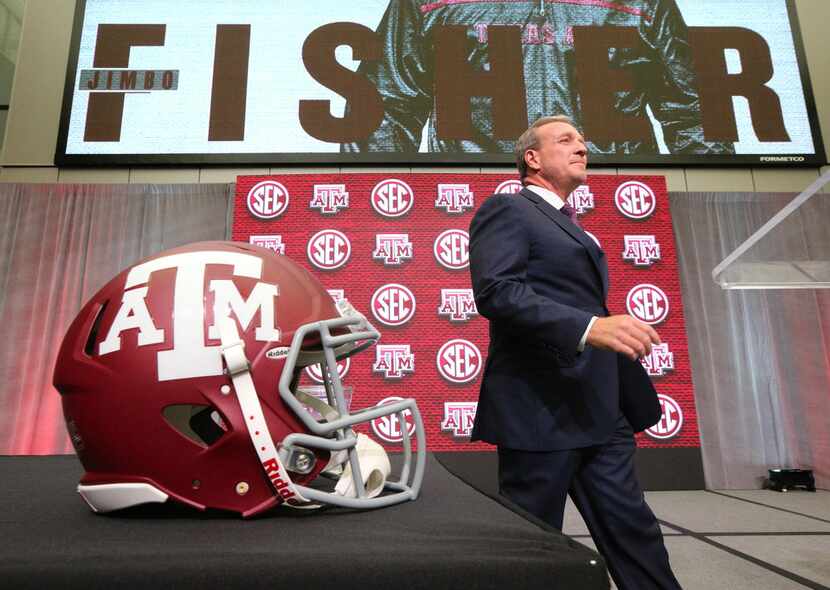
[560,203,580,227]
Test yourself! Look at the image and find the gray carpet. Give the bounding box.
[565,490,830,590]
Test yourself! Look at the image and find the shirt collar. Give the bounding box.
[524,184,566,211]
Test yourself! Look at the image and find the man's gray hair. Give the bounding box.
[515,115,578,182]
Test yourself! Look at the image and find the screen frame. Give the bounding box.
[54,0,827,168]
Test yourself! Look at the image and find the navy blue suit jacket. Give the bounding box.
[469,188,660,451]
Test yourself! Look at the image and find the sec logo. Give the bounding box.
[615,181,656,220]
[646,394,683,440]
[305,357,350,384]
[371,396,416,443]
[307,229,351,270]
[371,179,414,218]
[436,339,482,384]
[495,179,522,194]
[246,180,289,219]
[371,284,416,327]
[626,284,669,325]
[434,229,470,270]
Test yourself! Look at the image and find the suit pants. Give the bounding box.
[497,414,682,590]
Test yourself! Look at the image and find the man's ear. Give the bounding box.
[524,149,540,174]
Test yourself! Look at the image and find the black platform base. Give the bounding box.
[435,447,706,500]
[0,455,610,590]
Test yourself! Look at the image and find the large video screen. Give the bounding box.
[57,0,825,166]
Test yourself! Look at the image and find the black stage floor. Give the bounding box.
[0,454,608,590]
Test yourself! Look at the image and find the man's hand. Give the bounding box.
[586,315,661,361]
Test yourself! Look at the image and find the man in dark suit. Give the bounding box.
[469,116,682,590]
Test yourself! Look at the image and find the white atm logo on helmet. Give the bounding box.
[626,284,670,325]
[495,179,522,194]
[437,339,482,384]
[371,284,416,326]
[434,229,470,270]
[307,229,351,270]
[371,396,416,443]
[98,251,280,382]
[646,394,683,440]
[247,180,289,219]
[615,181,656,220]
[371,179,414,217]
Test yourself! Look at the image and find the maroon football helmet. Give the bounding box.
[54,241,425,516]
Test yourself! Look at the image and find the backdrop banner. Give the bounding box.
[233,173,698,451]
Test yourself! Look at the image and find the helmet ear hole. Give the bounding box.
[83,301,109,356]
[162,405,228,447]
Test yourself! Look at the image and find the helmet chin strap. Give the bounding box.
[217,318,391,509]
[217,318,309,506]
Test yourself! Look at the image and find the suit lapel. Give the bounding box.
[520,188,608,298]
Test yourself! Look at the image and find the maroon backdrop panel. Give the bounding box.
[232,174,698,451]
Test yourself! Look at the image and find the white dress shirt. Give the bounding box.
[524,184,598,353]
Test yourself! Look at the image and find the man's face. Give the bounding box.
[525,122,588,196]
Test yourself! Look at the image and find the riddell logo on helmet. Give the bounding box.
[261,458,296,501]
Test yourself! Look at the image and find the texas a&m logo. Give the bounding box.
[371,397,416,443]
[436,339,482,384]
[373,345,415,379]
[441,402,478,437]
[645,394,683,440]
[640,343,675,377]
[310,184,349,214]
[247,180,289,219]
[307,229,351,270]
[438,289,478,322]
[626,284,670,325]
[615,181,656,220]
[373,234,413,266]
[371,179,414,218]
[249,235,285,255]
[434,229,470,270]
[371,284,416,327]
[495,179,522,194]
[623,235,661,266]
[98,251,279,381]
[435,184,474,214]
[567,185,595,214]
